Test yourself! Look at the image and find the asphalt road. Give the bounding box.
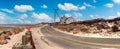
[40,25,120,49]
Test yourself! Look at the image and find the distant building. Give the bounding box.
[60,16,76,24]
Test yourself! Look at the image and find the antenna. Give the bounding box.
[53,9,60,23]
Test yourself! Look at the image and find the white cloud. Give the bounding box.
[74,12,83,21]
[104,3,114,8]
[65,13,72,17]
[19,14,28,19]
[14,5,34,12]
[117,12,120,16]
[74,12,83,17]
[79,6,86,10]
[55,17,60,22]
[64,12,82,21]
[0,12,32,24]
[32,12,51,20]
[107,12,120,19]
[0,12,9,24]
[113,0,120,4]
[107,16,118,19]
[93,0,97,3]
[0,12,6,20]
[90,15,100,19]
[17,14,30,24]
[32,12,52,23]
[41,4,48,8]
[17,19,32,24]
[0,9,14,14]
[0,12,20,24]
[58,3,78,11]
[83,2,95,8]
[17,19,23,23]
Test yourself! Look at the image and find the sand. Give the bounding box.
[0,29,26,49]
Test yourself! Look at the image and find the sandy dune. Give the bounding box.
[0,29,26,49]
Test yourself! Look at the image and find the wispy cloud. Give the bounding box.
[93,0,97,3]
[65,13,72,17]
[32,12,52,23]
[41,4,48,8]
[90,14,100,19]
[19,14,28,19]
[104,3,114,8]
[0,9,14,14]
[0,12,10,24]
[83,2,95,8]
[74,12,83,21]
[79,6,86,10]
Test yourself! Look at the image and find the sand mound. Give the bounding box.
[0,27,24,45]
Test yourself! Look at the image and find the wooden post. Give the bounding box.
[12,44,22,49]
[22,45,33,49]
[25,33,31,44]
[22,35,26,45]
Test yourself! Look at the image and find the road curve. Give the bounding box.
[40,25,120,49]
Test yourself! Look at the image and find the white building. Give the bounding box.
[60,16,76,24]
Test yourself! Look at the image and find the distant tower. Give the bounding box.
[53,9,60,23]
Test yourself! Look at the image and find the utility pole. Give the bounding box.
[53,9,60,23]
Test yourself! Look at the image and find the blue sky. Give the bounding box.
[0,0,120,24]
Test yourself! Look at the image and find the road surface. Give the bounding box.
[40,25,120,49]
